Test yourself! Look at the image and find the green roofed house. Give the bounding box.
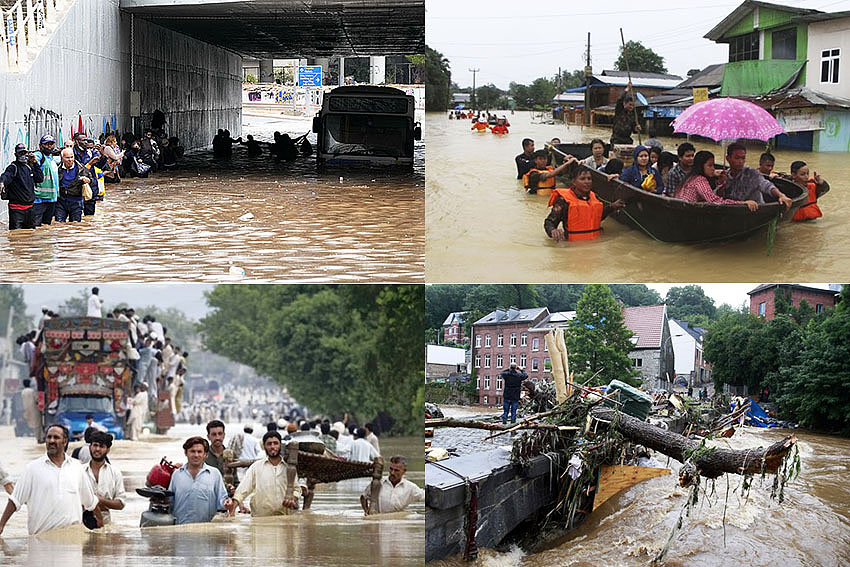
[706,1,850,152]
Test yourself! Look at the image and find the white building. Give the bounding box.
[668,319,711,387]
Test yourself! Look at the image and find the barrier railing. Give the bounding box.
[1,0,66,73]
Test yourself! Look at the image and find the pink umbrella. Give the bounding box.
[671,97,785,142]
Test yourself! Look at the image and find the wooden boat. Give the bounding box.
[586,166,808,243]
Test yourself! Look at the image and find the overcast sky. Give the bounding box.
[426,0,850,90]
[20,284,215,323]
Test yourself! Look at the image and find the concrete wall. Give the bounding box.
[0,0,242,168]
[814,109,850,153]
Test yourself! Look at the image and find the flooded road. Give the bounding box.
[426,111,850,282]
[0,424,424,566]
[427,427,850,567]
[0,113,424,283]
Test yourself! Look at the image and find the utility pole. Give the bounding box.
[584,32,592,125]
[469,68,479,110]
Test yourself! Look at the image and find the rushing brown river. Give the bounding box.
[0,424,424,566]
[0,112,424,283]
[427,426,850,567]
[426,111,849,282]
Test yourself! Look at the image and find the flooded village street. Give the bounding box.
[426,111,850,283]
[0,424,425,567]
[0,113,424,283]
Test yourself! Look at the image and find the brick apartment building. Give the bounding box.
[748,284,839,321]
[441,311,468,344]
[472,305,673,405]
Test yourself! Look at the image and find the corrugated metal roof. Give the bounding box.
[622,305,667,349]
[677,64,726,88]
[601,70,683,81]
[592,74,682,89]
[746,88,850,110]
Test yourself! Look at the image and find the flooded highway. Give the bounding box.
[427,426,850,567]
[0,113,424,283]
[426,111,850,283]
[0,424,424,566]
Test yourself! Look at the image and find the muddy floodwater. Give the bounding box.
[0,112,424,283]
[0,424,424,566]
[428,426,850,567]
[426,111,850,282]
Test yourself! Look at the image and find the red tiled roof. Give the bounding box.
[623,305,667,349]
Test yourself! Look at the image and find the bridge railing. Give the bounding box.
[1,0,68,73]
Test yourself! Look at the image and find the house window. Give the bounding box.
[496,376,503,391]
[521,333,527,346]
[510,333,517,347]
[532,358,539,372]
[532,337,539,351]
[475,335,481,347]
[476,376,480,389]
[484,376,490,390]
[544,357,551,371]
[475,355,481,368]
[759,301,766,316]
[509,354,516,365]
[816,303,824,313]
[497,334,504,347]
[544,341,548,352]
[485,334,491,347]
[821,48,840,84]
[520,354,527,367]
[497,354,503,368]
[729,31,759,63]
[484,354,491,368]
[632,358,643,368]
[771,27,797,60]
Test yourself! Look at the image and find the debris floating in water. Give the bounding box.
[228,265,246,277]
[238,212,254,221]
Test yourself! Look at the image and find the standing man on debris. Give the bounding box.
[501,362,528,424]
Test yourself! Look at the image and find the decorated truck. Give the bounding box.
[38,317,132,440]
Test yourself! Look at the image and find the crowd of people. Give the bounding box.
[0,413,423,536]
[213,129,313,160]
[513,134,827,243]
[0,125,184,230]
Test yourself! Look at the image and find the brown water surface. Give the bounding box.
[0,114,424,283]
[427,427,850,567]
[0,424,424,566]
[426,111,850,282]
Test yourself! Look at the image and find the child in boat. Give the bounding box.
[543,166,626,242]
[620,145,663,194]
[677,150,758,211]
[523,150,574,193]
[581,139,609,170]
[789,160,827,222]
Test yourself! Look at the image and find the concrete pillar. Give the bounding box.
[259,59,274,83]
[338,56,345,86]
[369,55,386,85]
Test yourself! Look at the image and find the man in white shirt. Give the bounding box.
[0,424,100,535]
[349,428,379,463]
[127,383,149,440]
[228,425,262,482]
[360,455,424,515]
[87,287,103,318]
[0,459,13,494]
[83,431,126,527]
[230,431,300,517]
[365,423,381,455]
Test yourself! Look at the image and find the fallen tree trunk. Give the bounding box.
[591,407,796,480]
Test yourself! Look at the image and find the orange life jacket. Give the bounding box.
[523,167,556,189]
[490,125,509,134]
[472,122,488,131]
[549,188,604,241]
[792,180,823,221]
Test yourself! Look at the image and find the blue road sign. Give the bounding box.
[298,66,323,87]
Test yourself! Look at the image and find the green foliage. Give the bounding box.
[615,40,668,74]
[133,306,198,351]
[704,310,773,392]
[200,285,423,435]
[0,285,30,339]
[274,68,293,84]
[58,289,91,317]
[666,285,716,323]
[425,381,476,405]
[475,84,505,109]
[609,284,662,307]
[527,77,558,109]
[565,285,639,386]
[559,69,587,90]
[509,82,531,109]
[426,45,452,111]
[244,73,257,84]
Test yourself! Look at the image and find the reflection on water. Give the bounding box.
[0,114,424,283]
[0,424,424,566]
[427,428,850,567]
[426,111,850,282]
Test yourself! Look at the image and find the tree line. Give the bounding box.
[425,40,668,111]
[200,285,423,435]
